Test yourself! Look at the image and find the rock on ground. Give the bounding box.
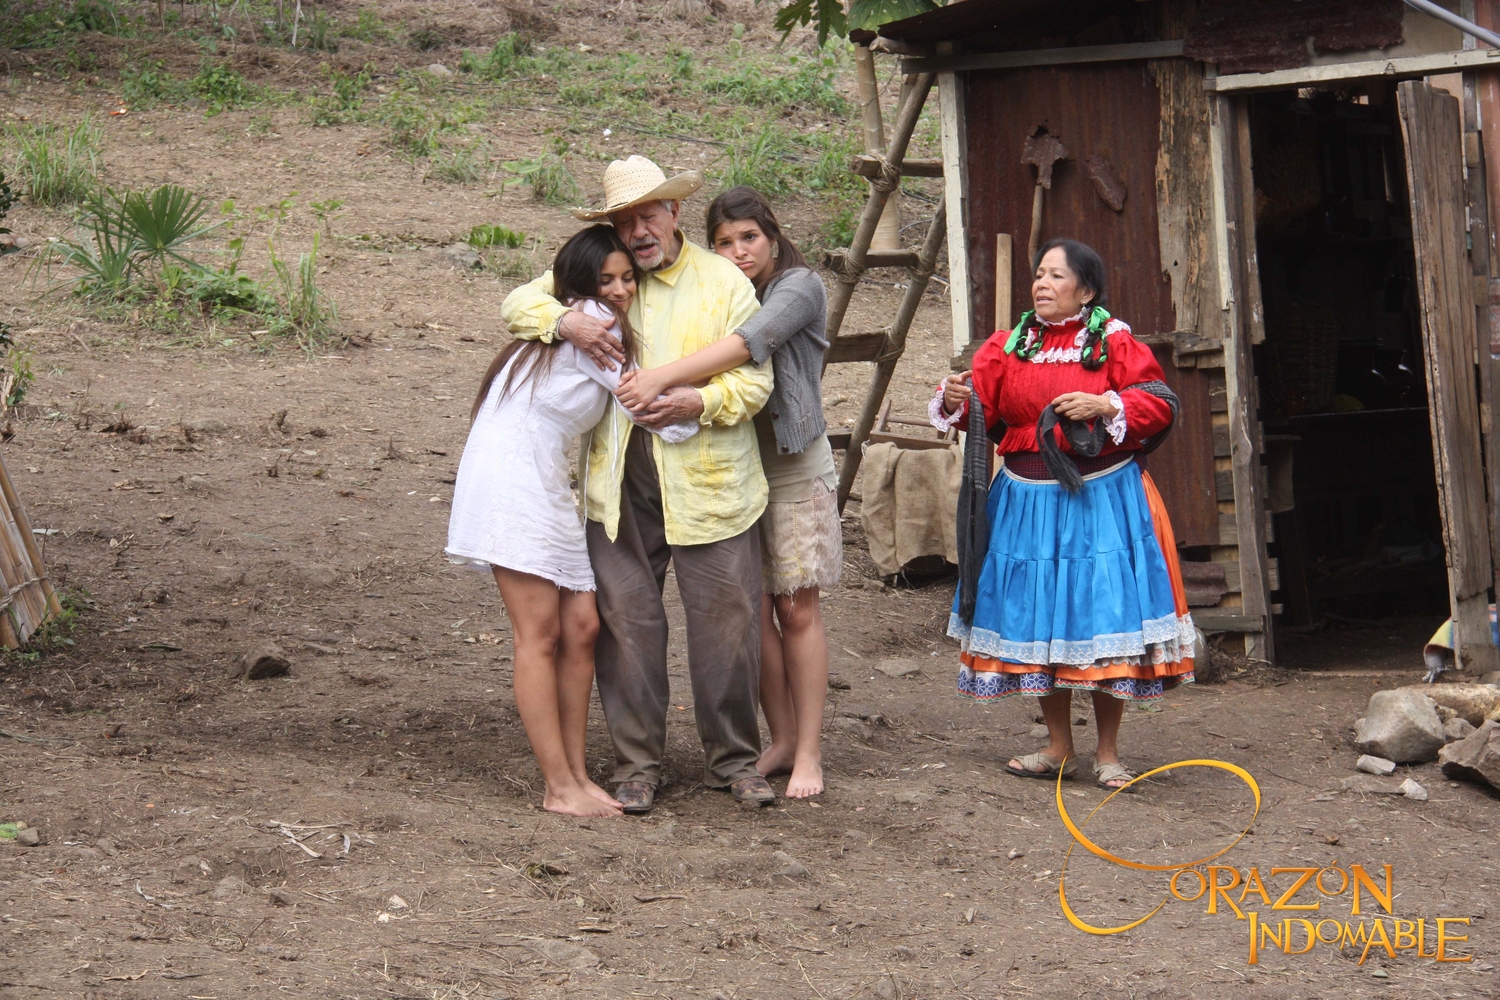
[527,939,599,969]
[232,642,291,680]
[1399,684,1500,726]
[1439,719,1500,791]
[875,658,922,678]
[1399,778,1428,801]
[1354,689,1445,763]
[1355,754,1396,775]
[1340,774,1403,795]
[1444,717,1476,742]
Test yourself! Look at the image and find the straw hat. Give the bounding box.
[570,155,703,220]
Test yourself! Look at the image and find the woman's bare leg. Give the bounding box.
[1091,689,1129,787]
[555,588,617,807]
[756,594,797,777]
[773,588,828,798]
[1009,689,1076,772]
[493,567,621,818]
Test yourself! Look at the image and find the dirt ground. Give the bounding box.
[3,4,1500,998]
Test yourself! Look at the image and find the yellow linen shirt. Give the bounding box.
[498,237,771,546]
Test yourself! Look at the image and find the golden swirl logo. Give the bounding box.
[1052,759,1475,965]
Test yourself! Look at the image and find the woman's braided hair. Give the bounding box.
[1014,238,1110,371]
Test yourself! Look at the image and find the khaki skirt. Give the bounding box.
[760,480,843,596]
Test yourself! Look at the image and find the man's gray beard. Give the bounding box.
[634,249,664,271]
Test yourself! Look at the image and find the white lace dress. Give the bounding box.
[445,339,617,591]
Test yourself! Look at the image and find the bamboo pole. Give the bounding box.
[854,45,902,251]
[825,73,936,346]
[0,453,61,621]
[836,195,948,511]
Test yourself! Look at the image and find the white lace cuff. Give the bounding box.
[929,388,966,432]
[1104,390,1127,444]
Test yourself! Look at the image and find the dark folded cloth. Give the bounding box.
[956,395,991,626]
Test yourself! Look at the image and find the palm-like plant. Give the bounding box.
[88,184,223,270]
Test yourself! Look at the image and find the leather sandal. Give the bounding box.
[614,781,656,814]
[1004,751,1079,780]
[1094,762,1140,793]
[730,775,776,804]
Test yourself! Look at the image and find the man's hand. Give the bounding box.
[558,309,626,371]
[636,385,704,428]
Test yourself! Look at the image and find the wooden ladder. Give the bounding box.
[820,73,948,512]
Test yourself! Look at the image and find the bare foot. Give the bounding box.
[580,778,620,808]
[757,743,796,777]
[785,757,824,798]
[543,784,624,817]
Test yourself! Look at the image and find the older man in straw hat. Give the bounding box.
[500,155,776,813]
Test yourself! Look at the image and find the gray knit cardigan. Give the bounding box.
[734,266,829,456]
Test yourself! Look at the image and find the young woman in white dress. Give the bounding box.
[446,225,655,818]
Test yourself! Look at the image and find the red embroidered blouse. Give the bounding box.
[934,315,1175,458]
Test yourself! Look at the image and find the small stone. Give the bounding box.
[771,850,810,878]
[212,875,251,900]
[439,242,481,269]
[1355,754,1397,776]
[892,789,926,805]
[1399,778,1428,801]
[527,938,599,969]
[95,837,118,856]
[15,826,40,847]
[1354,689,1446,763]
[893,945,915,961]
[426,62,453,77]
[1007,847,1025,860]
[827,674,851,690]
[182,417,229,435]
[1341,774,1403,795]
[874,975,899,999]
[875,658,921,678]
[1445,717,1476,742]
[232,642,291,680]
[265,887,294,907]
[1028,724,1049,739]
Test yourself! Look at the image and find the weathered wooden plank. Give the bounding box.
[938,47,972,353]
[825,248,922,274]
[848,154,945,179]
[1150,58,1220,350]
[1397,79,1497,673]
[824,331,890,364]
[902,39,1185,76]
[1193,611,1263,634]
[1207,48,1500,93]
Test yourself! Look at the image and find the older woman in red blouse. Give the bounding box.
[933,238,1195,790]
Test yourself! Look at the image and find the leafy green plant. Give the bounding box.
[191,61,253,115]
[119,59,179,107]
[310,198,344,236]
[430,140,492,184]
[0,171,18,257]
[303,9,337,51]
[100,184,223,269]
[457,32,534,79]
[1,0,128,47]
[407,23,445,51]
[384,96,439,156]
[717,126,796,196]
[502,152,579,205]
[701,51,847,114]
[329,63,372,111]
[5,116,102,206]
[267,233,338,347]
[468,223,526,249]
[0,322,34,411]
[345,7,392,42]
[775,0,940,44]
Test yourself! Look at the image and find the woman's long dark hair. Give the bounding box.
[1020,238,1110,371]
[472,225,640,419]
[704,186,806,297]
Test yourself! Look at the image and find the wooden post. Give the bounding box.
[854,44,902,252]
[994,233,1012,333]
[824,74,936,349]
[1474,0,1500,639]
[836,197,948,510]
[937,43,972,353]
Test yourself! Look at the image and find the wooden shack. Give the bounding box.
[866,0,1500,668]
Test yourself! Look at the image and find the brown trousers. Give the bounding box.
[585,430,763,789]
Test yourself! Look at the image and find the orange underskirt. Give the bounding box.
[960,470,1197,683]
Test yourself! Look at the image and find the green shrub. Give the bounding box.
[189,268,275,313]
[191,61,254,115]
[383,96,438,157]
[407,23,445,51]
[716,126,796,196]
[430,140,492,184]
[5,116,103,206]
[345,7,392,43]
[468,223,525,249]
[40,183,220,296]
[303,9,336,52]
[120,59,180,107]
[1,0,128,47]
[502,152,579,205]
[700,51,847,114]
[267,233,338,348]
[457,32,535,79]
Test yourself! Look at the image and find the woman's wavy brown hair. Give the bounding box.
[704,186,806,296]
[472,225,640,419]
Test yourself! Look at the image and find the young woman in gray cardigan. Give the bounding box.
[615,186,839,799]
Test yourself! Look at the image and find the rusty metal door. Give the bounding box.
[1396,79,1498,673]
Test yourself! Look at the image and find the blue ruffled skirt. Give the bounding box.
[949,459,1195,702]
